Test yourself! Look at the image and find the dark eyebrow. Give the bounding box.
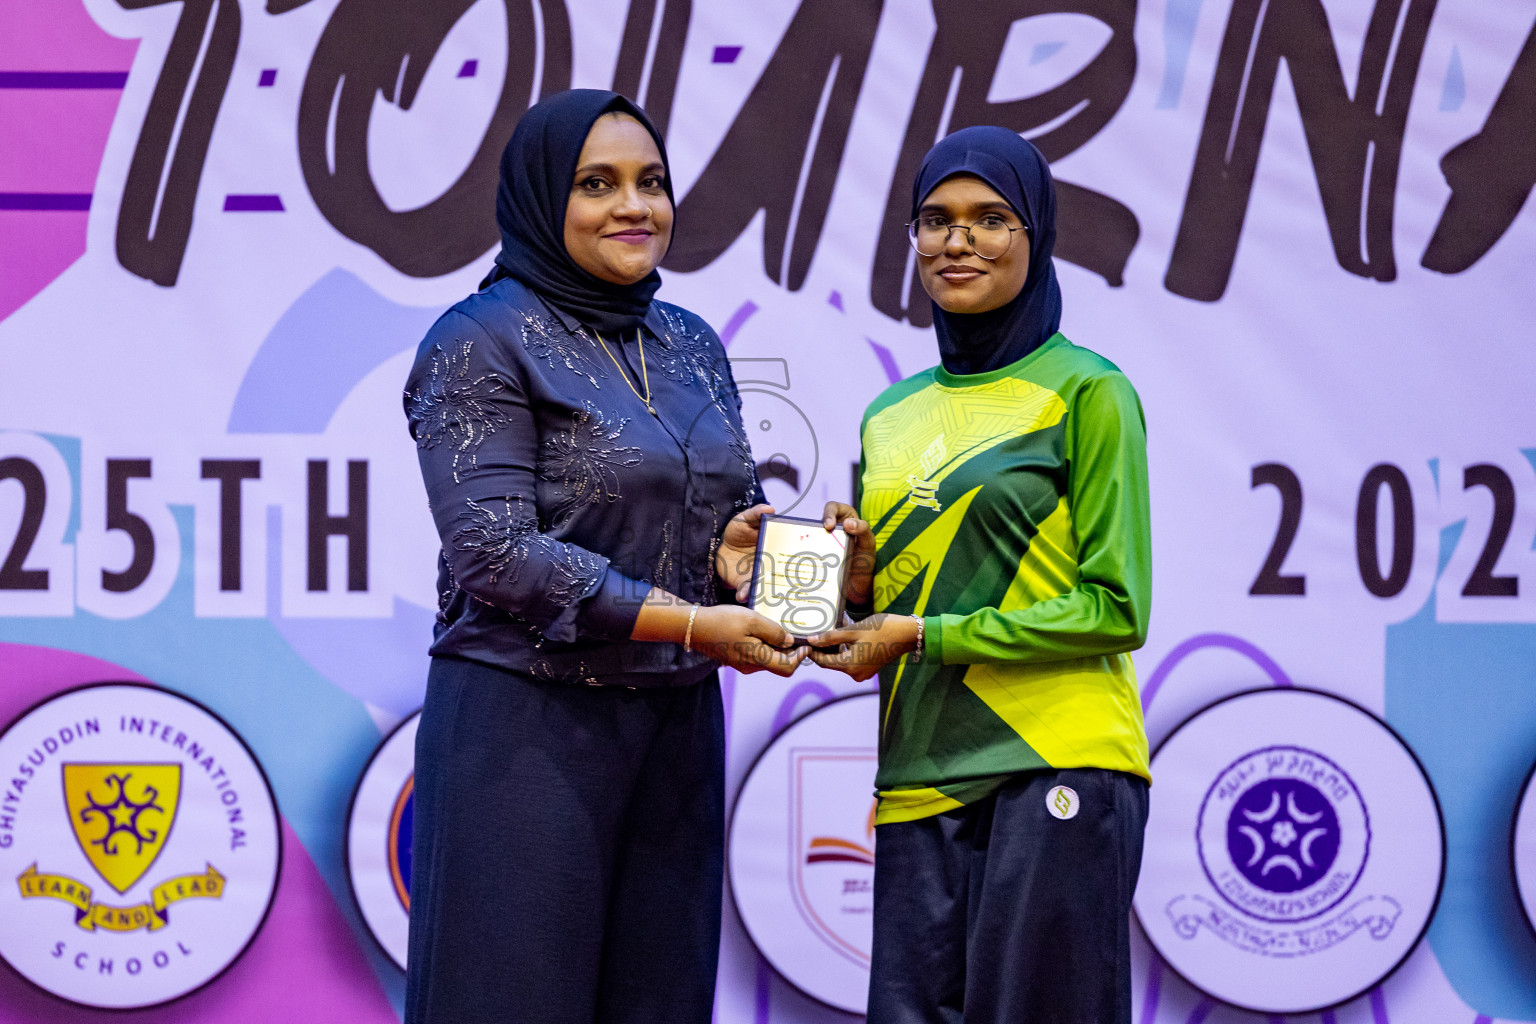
[573,161,667,179]
[916,200,1016,216]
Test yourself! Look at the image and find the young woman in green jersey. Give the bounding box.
[808,127,1152,1023]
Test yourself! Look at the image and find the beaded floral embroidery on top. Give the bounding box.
[453,498,537,584]
[519,310,609,387]
[650,519,676,589]
[405,337,509,483]
[452,496,605,604]
[537,401,644,526]
[652,306,717,386]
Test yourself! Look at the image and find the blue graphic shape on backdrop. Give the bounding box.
[1030,41,1066,65]
[1385,517,1536,1019]
[227,270,445,717]
[1440,45,1466,111]
[229,268,445,434]
[1157,0,1206,109]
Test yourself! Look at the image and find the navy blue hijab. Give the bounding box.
[488,89,674,333]
[913,127,1063,376]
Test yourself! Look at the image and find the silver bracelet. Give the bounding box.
[910,614,924,662]
[683,604,700,652]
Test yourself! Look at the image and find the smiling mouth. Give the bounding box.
[605,230,654,244]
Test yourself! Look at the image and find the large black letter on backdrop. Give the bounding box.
[1422,23,1536,274]
[115,0,241,287]
[1166,0,1436,301]
[298,0,572,278]
[871,0,1140,327]
[662,0,883,290]
[611,0,691,139]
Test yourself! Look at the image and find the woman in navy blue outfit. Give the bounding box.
[402,90,803,1024]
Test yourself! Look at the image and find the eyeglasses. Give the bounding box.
[906,214,1024,260]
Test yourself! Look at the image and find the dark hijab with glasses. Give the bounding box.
[911,125,1063,375]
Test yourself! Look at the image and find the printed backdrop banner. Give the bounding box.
[2,0,1534,1020]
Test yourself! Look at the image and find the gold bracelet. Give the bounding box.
[684,604,700,652]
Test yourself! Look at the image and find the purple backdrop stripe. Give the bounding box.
[1184,997,1216,1024]
[769,679,838,736]
[224,194,285,212]
[1139,951,1164,1024]
[0,192,90,210]
[257,68,276,87]
[721,668,737,766]
[1140,632,1295,712]
[828,289,845,311]
[719,299,758,347]
[1369,987,1391,1024]
[0,70,127,88]
[713,46,743,63]
[755,955,772,1024]
[1322,1011,1338,1024]
[865,337,904,384]
[458,59,478,77]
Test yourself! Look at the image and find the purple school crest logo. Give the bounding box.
[1197,746,1370,925]
[1136,687,1443,1013]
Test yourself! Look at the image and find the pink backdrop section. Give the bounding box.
[0,0,139,70]
[0,0,137,321]
[0,644,397,1023]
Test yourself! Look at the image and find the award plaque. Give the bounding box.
[749,514,851,641]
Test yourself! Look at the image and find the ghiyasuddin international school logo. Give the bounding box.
[21,763,225,933]
[0,684,280,1009]
[1172,745,1396,955]
[1135,688,1444,1014]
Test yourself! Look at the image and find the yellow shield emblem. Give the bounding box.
[63,764,181,895]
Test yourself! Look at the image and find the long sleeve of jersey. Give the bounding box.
[925,372,1151,666]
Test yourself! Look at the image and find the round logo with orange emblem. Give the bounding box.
[0,683,280,1008]
[346,710,419,970]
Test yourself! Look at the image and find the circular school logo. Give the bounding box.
[0,683,280,1009]
[1134,688,1442,1014]
[1198,746,1367,924]
[1514,756,1536,940]
[729,692,878,1015]
[346,710,420,970]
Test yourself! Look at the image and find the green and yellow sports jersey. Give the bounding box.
[858,332,1152,824]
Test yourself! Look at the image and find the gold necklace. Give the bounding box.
[594,329,656,416]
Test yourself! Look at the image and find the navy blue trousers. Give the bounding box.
[867,768,1149,1024]
[404,657,725,1024]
